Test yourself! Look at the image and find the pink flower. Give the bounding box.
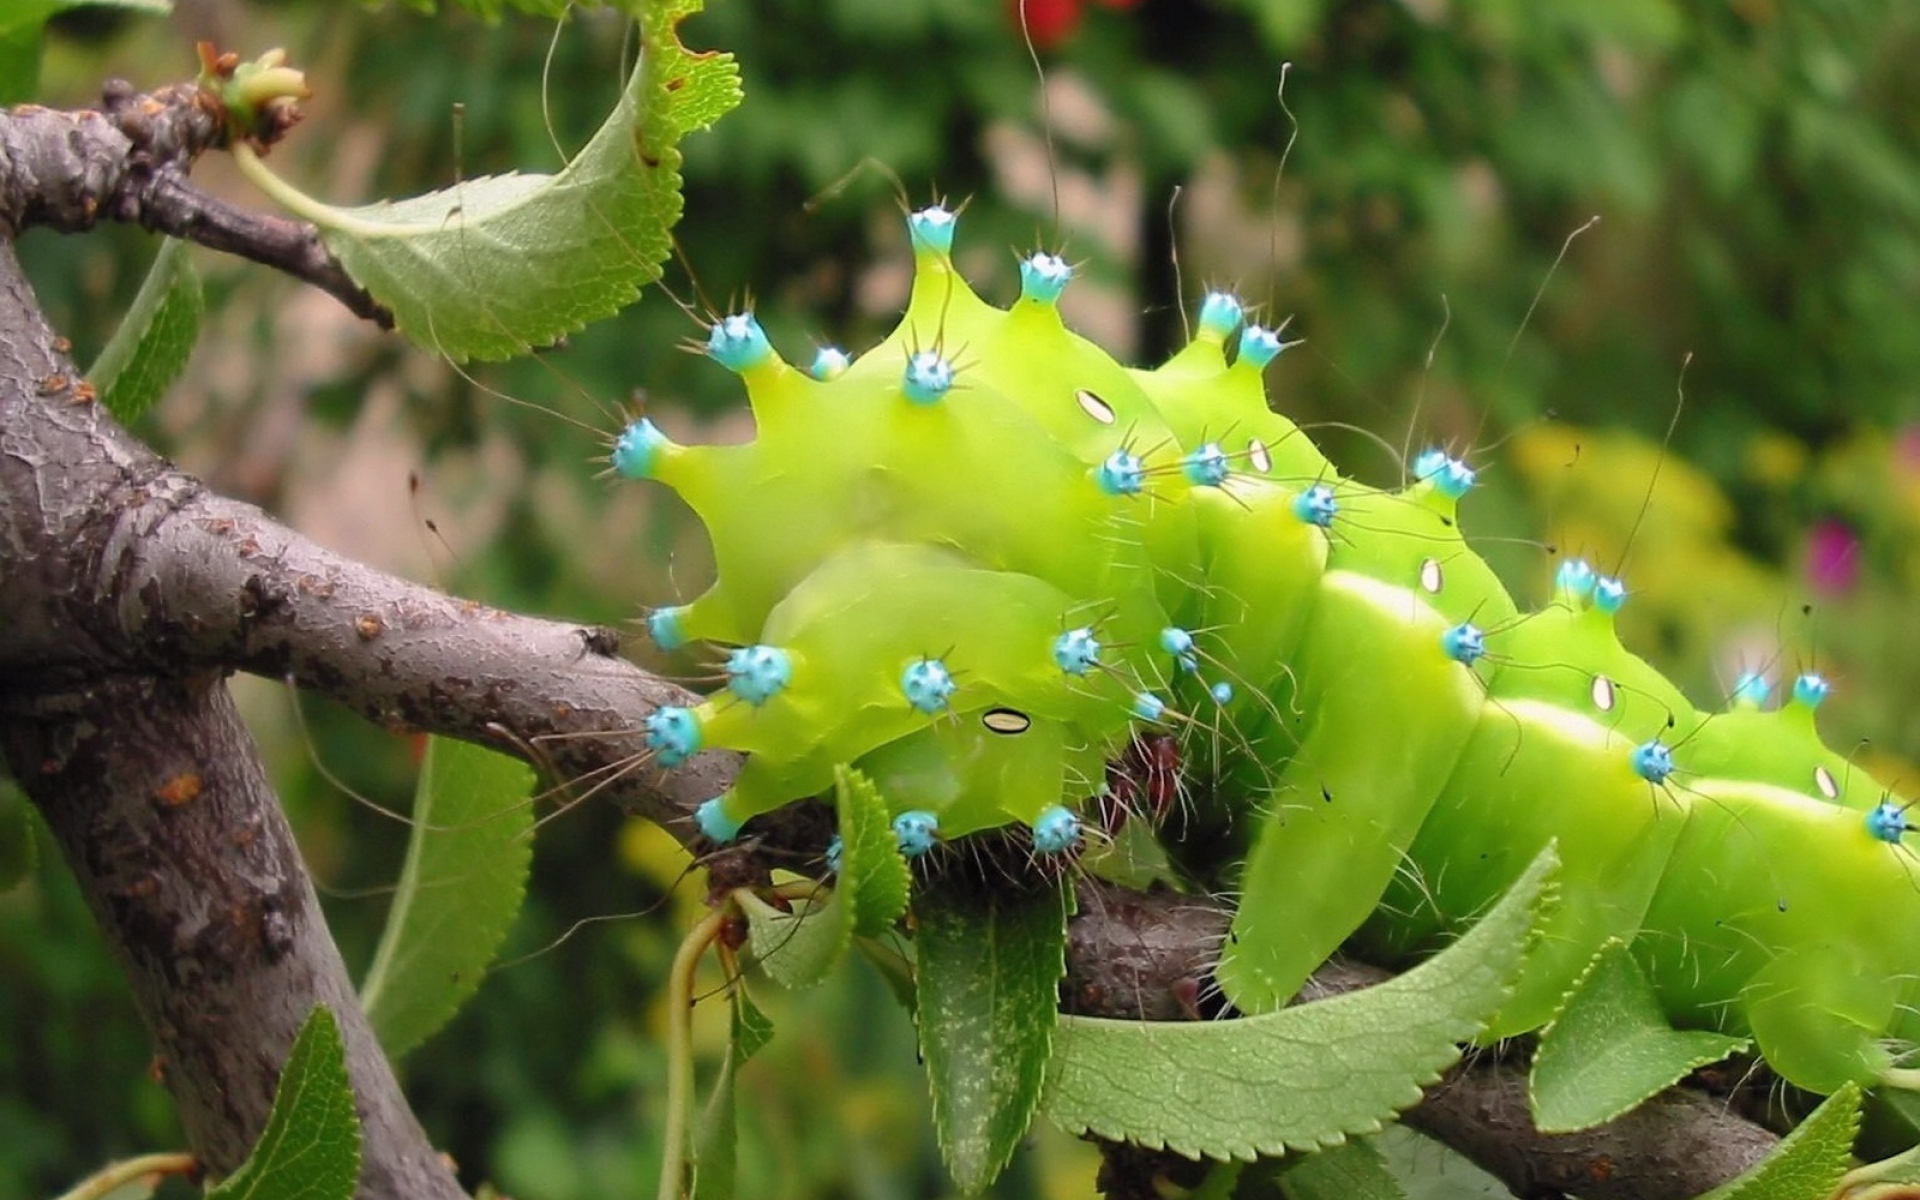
[1805,516,1861,597]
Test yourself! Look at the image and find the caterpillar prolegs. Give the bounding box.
[617,202,1920,1100]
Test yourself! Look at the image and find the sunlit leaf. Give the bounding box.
[238,0,740,361]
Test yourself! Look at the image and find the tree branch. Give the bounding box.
[0,674,462,1199]
[0,238,451,1199]
[0,76,387,326]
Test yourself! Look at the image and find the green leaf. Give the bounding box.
[89,237,203,423]
[0,780,36,894]
[1188,1161,1244,1200]
[855,936,917,1012]
[738,766,907,988]
[738,886,851,990]
[692,988,773,1200]
[0,1,169,105]
[915,873,1069,1193]
[205,1006,360,1200]
[1043,846,1557,1160]
[1699,1083,1860,1200]
[1530,939,1749,1132]
[1276,1138,1408,1200]
[834,765,909,937]
[360,736,535,1060]
[238,0,740,361]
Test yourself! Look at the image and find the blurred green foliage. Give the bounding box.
[7,0,1920,1197]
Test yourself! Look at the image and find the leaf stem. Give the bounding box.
[53,1152,197,1200]
[659,906,730,1200]
[1835,1141,1920,1199]
[230,143,403,240]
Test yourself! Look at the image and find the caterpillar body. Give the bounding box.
[616,203,1919,1100]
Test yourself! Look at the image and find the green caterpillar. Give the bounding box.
[614,202,1920,1100]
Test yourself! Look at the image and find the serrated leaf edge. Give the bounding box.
[1042,849,1559,1162]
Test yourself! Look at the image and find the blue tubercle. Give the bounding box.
[825,834,844,874]
[695,797,742,843]
[1867,802,1909,844]
[902,350,955,404]
[1442,622,1486,666]
[1198,291,1243,339]
[1555,558,1597,600]
[1053,628,1101,675]
[726,644,792,705]
[1793,673,1831,709]
[809,346,850,381]
[1594,576,1628,615]
[1293,484,1338,528]
[893,810,940,857]
[1414,450,1476,499]
[1732,671,1772,709]
[1237,324,1291,370]
[1097,449,1146,496]
[1020,252,1072,303]
[1209,680,1235,705]
[1162,627,1199,673]
[1631,739,1675,784]
[705,312,773,373]
[1132,692,1167,722]
[645,706,702,768]
[908,205,956,254]
[902,658,956,714]
[1183,443,1231,487]
[612,418,670,480]
[647,605,687,651]
[1032,805,1082,855]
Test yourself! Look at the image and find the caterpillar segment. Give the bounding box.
[614,203,1920,1097]
[1637,672,1920,1094]
[1360,559,1702,1038]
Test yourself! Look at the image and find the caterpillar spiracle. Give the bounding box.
[616,202,1920,1100]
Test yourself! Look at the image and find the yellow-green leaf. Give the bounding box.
[360,736,535,1060]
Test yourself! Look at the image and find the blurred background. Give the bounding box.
[5,0,1919,1196]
